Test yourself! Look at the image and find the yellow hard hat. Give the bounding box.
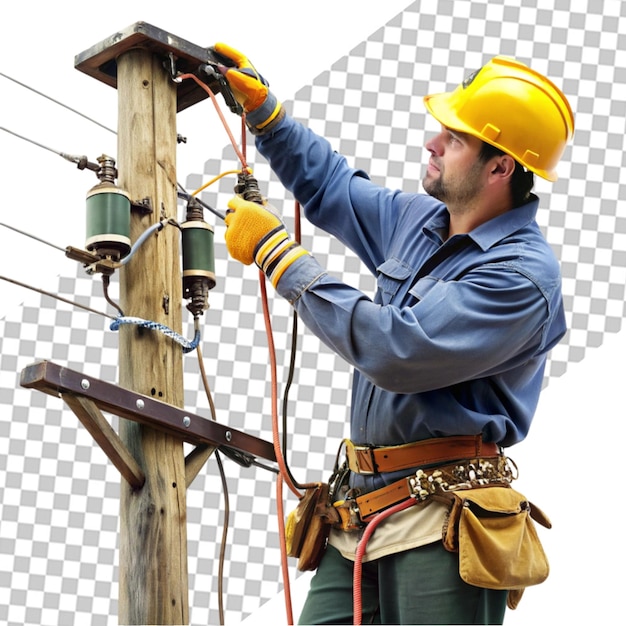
[423,56,574,181]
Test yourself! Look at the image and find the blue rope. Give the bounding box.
[110,316,201,353]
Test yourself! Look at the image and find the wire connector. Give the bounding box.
[235,170,264,204]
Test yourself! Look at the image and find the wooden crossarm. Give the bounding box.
[20,360,277,464]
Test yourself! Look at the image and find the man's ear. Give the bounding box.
[491,154,516,179]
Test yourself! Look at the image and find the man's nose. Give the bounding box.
[425,134,442,156]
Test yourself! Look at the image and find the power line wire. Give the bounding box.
[0,274,116,320]
[0,126,102,170]
[0,221,66,253]
[0,70,116,134]
[0,125,66,158]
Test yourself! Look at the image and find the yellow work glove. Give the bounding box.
[211,42,284,134]
[224,195,309,288]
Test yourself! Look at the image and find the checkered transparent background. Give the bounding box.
[2,1,625,624]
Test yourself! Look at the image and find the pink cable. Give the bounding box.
[353,498,418,625]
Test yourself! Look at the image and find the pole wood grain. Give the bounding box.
[116,48,189,625]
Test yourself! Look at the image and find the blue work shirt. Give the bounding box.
[256,114,566,491]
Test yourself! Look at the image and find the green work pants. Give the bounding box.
[298,542,508,625]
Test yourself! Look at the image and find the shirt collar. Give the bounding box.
[424,194,540,251]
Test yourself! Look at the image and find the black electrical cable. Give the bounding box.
[195,331,231,626]
[102,275,124,317]
[176,184,226,221]
[281,310,306,490]
[214,450,229,626]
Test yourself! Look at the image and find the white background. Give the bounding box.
[1,1,623,624]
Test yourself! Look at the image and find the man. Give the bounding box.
[213,43,574,625]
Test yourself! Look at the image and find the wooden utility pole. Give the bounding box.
[115,48,188,624]
[13,22,277,626]
[73,23,225,626]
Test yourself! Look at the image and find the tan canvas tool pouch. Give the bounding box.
[440,485,552,596]
[285,482,338,571]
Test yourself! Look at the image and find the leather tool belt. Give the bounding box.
[357,454,512,521]
[344,435,499,475]
[333,436,511,529]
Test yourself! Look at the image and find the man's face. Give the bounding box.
[422,126,487,210]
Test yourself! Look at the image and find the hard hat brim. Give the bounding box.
[423,91,558,182]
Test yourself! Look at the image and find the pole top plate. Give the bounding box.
[75,21,224,112]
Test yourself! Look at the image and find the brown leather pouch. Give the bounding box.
[285,482,335,571]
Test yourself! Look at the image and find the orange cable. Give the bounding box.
[276,473,295,625]
[236,111,300,622]
[176,73,249,170]
[258,268,299,624]
[258,270,303,499]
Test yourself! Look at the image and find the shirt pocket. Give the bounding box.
[409,275,441,303]
[376,258,413,305]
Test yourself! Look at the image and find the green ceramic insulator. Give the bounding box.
[181,221,216,286]
[85,184,131,259]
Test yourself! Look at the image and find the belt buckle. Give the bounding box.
[348,444,377,475]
